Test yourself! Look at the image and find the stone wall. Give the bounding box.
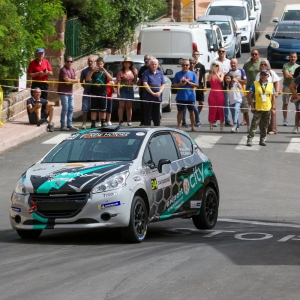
[182,1,194,22]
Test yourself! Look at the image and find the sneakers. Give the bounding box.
[47,123,54,132]
[246,139,252,147]
[231,124,237,133]
[225,121,232,127]
[195,122,201,127]
[119,122,124,127]
[91,121,97,129]
[107,121,112,126]
[182,122,189,128]
[37,118,48,127]
[67,126,79,131]
[81,123,86,129]
[259,139,266,146]
[292,127,298,134]
[213,121,218,127]
[139,123,144,126]
[127,122,132,126]
[283,119,288,126]
[61,126,69,131]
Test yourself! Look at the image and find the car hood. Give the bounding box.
[271,37,300,49]
[25,161,131,194]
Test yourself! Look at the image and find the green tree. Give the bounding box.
[0,0,64,83]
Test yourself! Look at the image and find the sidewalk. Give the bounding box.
[0,89,83,153]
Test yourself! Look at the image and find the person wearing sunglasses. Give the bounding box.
[215,47,231,127]
[246,70,276,147]
[254,59,280,134]
[57,56,80,131]
[173,59,199,131]
[180,58,201,128]
[137,54,151,126]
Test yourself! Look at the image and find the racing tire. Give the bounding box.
[192,187,218,230]
[236,43,242,58]
[16,229,42,239]
[162,91,172,113]
[121,196,148,243]
[251,35,255,47]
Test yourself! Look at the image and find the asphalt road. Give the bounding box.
[1,1,300,299]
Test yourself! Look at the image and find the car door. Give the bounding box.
[142,132,179,220]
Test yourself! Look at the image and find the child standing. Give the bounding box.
[106,70,115,125]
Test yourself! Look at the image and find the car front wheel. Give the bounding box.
[192,186,218,229]
[16,229,42,239]
[122,196,148,243]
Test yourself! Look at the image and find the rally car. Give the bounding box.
[10,126,219,243]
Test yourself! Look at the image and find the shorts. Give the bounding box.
[28,111,48,124]
[196,90,204,102]
[295,101,300,111]
[120,87,134,101]
[240,96,249,113]
[106,99,113,113]
[282,85,291,104]
[81,95,91,112]
[90,94,107,112]
[176,100,195,112]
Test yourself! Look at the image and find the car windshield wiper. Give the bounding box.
[67,160,105,162]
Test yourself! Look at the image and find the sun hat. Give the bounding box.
[260,69,269,75]
[121,56,134,67]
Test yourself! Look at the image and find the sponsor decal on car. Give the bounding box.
[190,200,201,209]
[103,192,118,198]
[156,173,172,189]
[136,132,145,136]
[11,206,21,212]
[98,201,121,210]
[60,163,89,169]
[83,132,130,139]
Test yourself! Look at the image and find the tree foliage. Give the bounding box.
[63,0,167,49]
[0,0,64,81]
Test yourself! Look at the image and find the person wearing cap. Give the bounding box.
[137,54,151,126]
[142,58,165,126]
[57,56,80,131]
[86,57,113,128]
[246,70,276,147]
[27,48,53,100]
[116,57,138,126]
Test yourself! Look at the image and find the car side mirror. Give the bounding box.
[235,30,242,35]
[265,34,271,40]
[249,16,256,21]
[223,36,228,41]
[158,159,171,173]
[272,17,278,23]
[165,69,173,76]
[254,6,259,11]
[146,161,156,169]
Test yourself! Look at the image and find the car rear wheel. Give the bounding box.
[243,42,251,53]
[121,196,148,243]
[162,91,172,112]
[192,187,218,229]
[236,43,241,58]
[251,34,255,46]
[16,229,42,239]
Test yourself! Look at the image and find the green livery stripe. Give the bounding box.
[32,212,48,229]
[159,162,213,220]
[36,164,116,194]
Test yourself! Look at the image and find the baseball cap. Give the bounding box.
[260,69,269,75]
[36,48,45,54]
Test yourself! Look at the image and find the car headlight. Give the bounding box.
[14,177,29,195]
[240,25,248,31]
[270,40,279,48]
[92,171,129,194]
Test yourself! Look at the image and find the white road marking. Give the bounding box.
[219,218,300,229]
[278,235,296,242]
[234,232,273,241]
[285,138,300,153]
[236,136,261,150]
[194,135,222,148]
[42,134,70,144]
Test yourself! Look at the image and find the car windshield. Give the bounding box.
[281,10,300,21]
[42,131,146,163]
[215,21,232,35]
[245,0,252,10]
[207,6,246,21]
[105,62,144,77]
[274,24,300,39]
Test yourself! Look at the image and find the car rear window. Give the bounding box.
[274,24,300,39]
[281,10,300,21]
[207,6,246,21]
[42,131,146,163]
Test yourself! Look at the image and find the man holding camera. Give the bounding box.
[27,48,53,100]
[173,59,199,131]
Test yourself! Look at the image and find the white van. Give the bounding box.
[137,22,221,81]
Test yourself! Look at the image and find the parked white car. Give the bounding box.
[273,4,300,23]
[206,0,256,53]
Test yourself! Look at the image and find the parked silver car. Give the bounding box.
[197,15,242,59]
[103,55,172,114]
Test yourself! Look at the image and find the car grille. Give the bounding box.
[28,193,89,218]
